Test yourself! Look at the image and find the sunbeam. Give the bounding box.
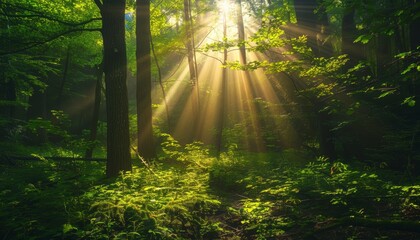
[150,0,303,151]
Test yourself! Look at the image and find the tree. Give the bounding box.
[85,61,103,159]
[136,0,156,159]
[183,0,200,139]
[94,0,132,177]
[183,0,197,86]
[236,0,247,64]
[216,0,229,153]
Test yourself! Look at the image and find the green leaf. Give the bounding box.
[401,63,417,75]
[354,35,372,44]
[63,223,77,234]
[402,96,416,107]
[378,90,396,98]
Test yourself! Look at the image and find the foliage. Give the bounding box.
[63,137,224,239]
[212,152,420,239]
[1,134,419,239]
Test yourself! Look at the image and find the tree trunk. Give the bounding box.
[184,0,197,85]
[342,8,355,54]
[99,0,132,177]
[217,7,229,154]
[0,78,16,118]
[26,86,48,144]
[136,0,156,159]
[317,108,336,160]
[85,62,103,159]
[236,0,247,64]
[294,0,331,56]
[409,0,420,50]
[183,0,200,140]
[56,47,71,110]
[293,0,317,29]
[293,0,336,160]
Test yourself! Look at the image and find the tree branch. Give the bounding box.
[0,12,101,27]
[0,28,102,56]
[93,0,103,11]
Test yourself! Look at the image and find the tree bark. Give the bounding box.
[136,0,156,159]
[184,0,197,85]
[293,0,331,56]
[26,86,48,144]
[99,0,132,177]
[183,0,200,140]
[236,0,247,64]
[0,78,16,118]
[85,62,103,159]
[217,7,229,154]
[409,0,420,51]
[56,47,71,110]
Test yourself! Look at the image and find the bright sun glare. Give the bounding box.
[218,0,232,16]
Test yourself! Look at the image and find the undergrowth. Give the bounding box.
[1,135,419,239]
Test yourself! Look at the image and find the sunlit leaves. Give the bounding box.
[301,55,349,78]
[203,38,237,52]
[402,96,416,107]
[353,34,373,44]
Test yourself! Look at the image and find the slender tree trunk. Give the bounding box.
[217,8,229,153]
[317,107,336,160]
[56,47,70,109]
[150,33,171,132]
[184,0,197,84]
[190,0,200,112]
[236,0,247,64]
[342,8,356,55]
[137,0,156,159]
[98,0,132,177]
[0,78,16,118]
[183,0,200,140]
[27,86,48,144]
[409,0,420,50]
[85,62,103,159]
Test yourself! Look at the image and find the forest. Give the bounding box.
[0,0,419,239]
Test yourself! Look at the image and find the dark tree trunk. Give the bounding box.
[99,0,132,177]
[294,0,331,56]
[293,0,336,160]
[0,79,16,118]
[27,87,48,143]
[317,108,336,160]
[85,62,103,159]
[237,0,247,64]
[409,0,420,50]
[293,0,317,29]
[341,8,360,60]
[56,47,71,110]
[136,0,156,159]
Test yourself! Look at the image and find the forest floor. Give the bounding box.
[1,142,419,240]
